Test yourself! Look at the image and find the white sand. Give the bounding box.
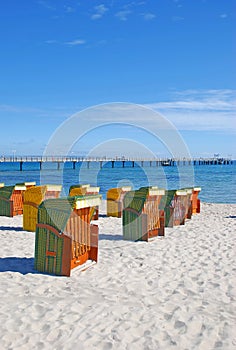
[0,202,235,349]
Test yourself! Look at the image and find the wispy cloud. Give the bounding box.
[146,90,236,132]
[45,39,86,46]
[220,13,228,19]
[91,4,108,20]
[172,16,184,22]
[0,104,42,113]
[45,39,58,44]
[142,13,156,21]
[115,10,132,21]
[36,0,55,11]
[64,39,86,46]
[64,6,75,13]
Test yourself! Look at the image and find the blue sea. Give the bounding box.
[0,161,235,204]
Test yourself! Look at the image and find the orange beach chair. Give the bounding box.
[192,187,201,214]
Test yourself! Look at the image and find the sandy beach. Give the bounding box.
[0,201,235,349]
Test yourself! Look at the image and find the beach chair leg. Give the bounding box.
[197,199,201,213]
[187,205,192,219]
[158,210,165,236]
[166,207,174,227]
[89,224,99,262]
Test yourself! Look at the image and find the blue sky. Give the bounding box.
[0,0,235,158]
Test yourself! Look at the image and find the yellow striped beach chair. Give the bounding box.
[107,186,132,217]
[23,185,62,231]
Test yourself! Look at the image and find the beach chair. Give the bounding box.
[160,189,188,227]
[192,187,201,214]
[69,185,100,220]
[180,188,193,219]
[107,186,132,217]
[23,185,62,232]
[34,194,101,276]
[0,184,27,217]
[69,184,90,196]
[123,187,165,241]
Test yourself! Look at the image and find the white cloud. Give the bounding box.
[64,6,75,13]
[220,13,228,19]
[0,104,41,113]
[142,13,156,21]
[65,39,86,46]
[36,0,55,11]
[172,16,184,22]
[91,4,108,20]
[146,90,236,132]
[115,10,132,21]
[45,39,58,44]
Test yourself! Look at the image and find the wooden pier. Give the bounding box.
[0,156,233,171]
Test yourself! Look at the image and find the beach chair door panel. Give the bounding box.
[35,225,71,276]
[123,210,148,241]
[0,197,13,217]
[12,190,24,215]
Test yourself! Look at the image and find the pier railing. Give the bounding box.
[0,156,233,171]
[0,156,233,164]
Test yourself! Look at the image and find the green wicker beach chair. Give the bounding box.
[123,187,165,241]
[0,184,26,217]
[34,194,101,276]
[159,189,188,227]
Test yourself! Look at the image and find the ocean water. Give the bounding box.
[0,161,235,204]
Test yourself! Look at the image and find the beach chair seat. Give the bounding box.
[34,194,101,276]
[0,184,27,217]
[107,186,132,218]
[23,185,62,232]
[123,187,165,241]
[69,185,100,220]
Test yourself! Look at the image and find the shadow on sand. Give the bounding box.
[99,234,123,241]
[0,257,36,274]
[0,226,23,232]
